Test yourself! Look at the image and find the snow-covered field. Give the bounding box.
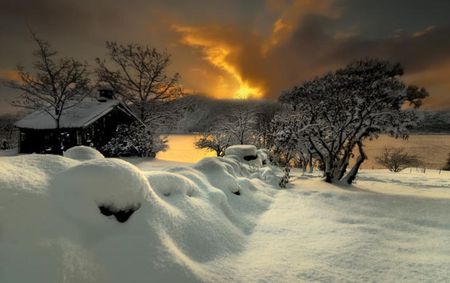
[1,148,450,282]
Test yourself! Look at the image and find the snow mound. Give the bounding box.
[257,149,270,165]
[50,158,150,225]
[257,166,281,186]
[63,146,104,161]
[194,157,242,194]
[146,171,197,197]
[0,153,277,283]
[225,145,257,161]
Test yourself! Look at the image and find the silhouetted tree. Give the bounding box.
[96,42,183,128]
[4,31,91,153]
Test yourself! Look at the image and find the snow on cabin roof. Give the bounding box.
[15,100,129,129]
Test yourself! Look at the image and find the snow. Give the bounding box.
[225,144,257,162]
[214,169,450,282]
[50,158,150,225]
[145,171,197,197]
[15,100,122,129]
[1,150,450,282]
[225,145,257,157]
[64,146,105,161]
[0,150,275,282]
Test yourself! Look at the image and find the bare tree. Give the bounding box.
[4,31,91,153]
[253,103,279,148]
[376,147,422,172]
[221,103,257,145]
[195,131,231,157]
[96,42,183,127]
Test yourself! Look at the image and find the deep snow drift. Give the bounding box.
[0,146,277,283]
[1,147,450,282]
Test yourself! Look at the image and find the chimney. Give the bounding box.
[97,88,114,102]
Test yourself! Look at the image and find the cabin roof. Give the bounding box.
[15,99,137,130]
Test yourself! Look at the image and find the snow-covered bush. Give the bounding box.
[101,122,167,157]
[0,114,18,150]
[225,145,257,161]
[376,147,422,172]
[443,153,450,171]
[50,158,150,225]
[63,146,105,161]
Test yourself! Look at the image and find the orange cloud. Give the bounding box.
[172,0,340,101]
[0,70,20,82]
[173,25,264,99]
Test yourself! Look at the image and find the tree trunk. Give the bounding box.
[336,153,350,180]
[324,158,333,183]
[54,119,63,155]
[343,141,367,184]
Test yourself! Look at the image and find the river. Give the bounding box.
[157,134,450,169]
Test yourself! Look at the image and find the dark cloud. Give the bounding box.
[1,0,450,110]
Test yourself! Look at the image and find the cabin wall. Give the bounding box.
[18,128,78,154]
[17,107,138,154]
[80,107,136,148]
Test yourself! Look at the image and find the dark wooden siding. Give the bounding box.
[18,106,138,154]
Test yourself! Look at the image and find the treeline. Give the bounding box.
[194,59,429,185]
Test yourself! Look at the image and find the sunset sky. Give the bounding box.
[1,0,450,113]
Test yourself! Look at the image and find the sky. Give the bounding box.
[1,0,450,113]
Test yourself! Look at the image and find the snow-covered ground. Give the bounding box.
[211,169,450,282]
[1,148,450,282]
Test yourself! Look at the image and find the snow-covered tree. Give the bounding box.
[221,103,258,145]
[376,147,422,172]
[279,59,428,184]
[268,108,310,166]
[253,103,279,148]
[4,32,91,153]
[101,122,167,157]
[195,131,231,157]
[96,42,183,129]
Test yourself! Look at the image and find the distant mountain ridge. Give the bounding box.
[413,111,450,133]
[174,95,450,134]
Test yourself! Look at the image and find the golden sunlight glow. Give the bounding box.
[235,82,263,99]
[174,25,264,100]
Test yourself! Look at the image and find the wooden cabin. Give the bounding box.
[15,90,141,154]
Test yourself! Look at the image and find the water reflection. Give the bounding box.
[158,134,450,169]
[156,135,216,163]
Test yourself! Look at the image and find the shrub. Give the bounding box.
[443,153,450,171]
[376,147,422,172]
[101,122,167,157]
